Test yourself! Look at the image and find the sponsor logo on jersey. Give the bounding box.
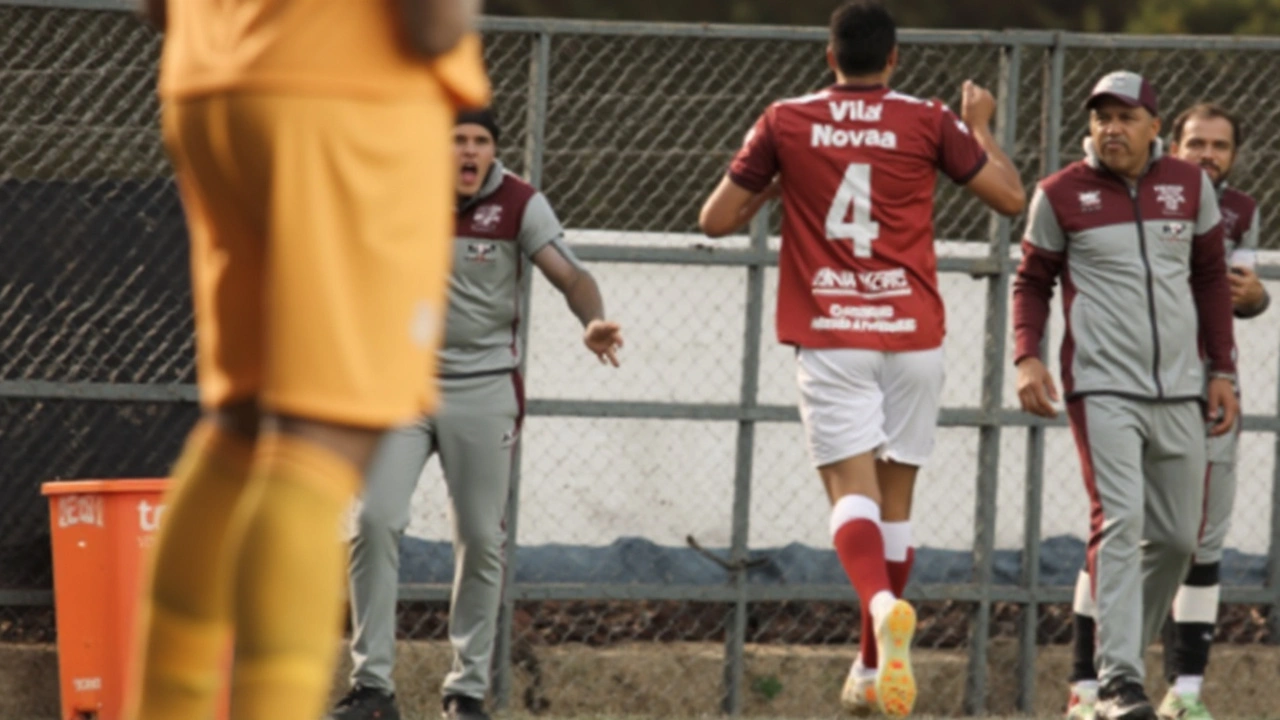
[828,304,895,319]
[1159,221,1189,242]
[1154,184,1186,214]
[811,267,911,299]
[811,304,917,333]
[828,100,883,123]
[466,241,499,263]
[810,125,898,150]
[472,204,503,232]
[1078,190,1102,212]
[1221,207,1240,239]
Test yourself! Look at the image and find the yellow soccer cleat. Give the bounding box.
[874,599,917,717]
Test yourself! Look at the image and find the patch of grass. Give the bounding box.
[750,674,785,701]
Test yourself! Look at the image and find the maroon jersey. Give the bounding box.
[729,84,988,350]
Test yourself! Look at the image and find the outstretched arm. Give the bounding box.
[533,242,624,366]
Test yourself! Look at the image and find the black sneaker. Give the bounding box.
[327,684,400,720]
[442,694,491,720]
[1096,680,1157,720]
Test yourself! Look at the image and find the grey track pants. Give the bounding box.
[347,371,522,700]
[1195,416,1240,565]
[1067,395,1205,687]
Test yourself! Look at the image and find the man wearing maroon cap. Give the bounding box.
[1064,101,1268,720]
[1012,70,1238,720]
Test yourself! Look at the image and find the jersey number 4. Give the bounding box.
[825,163,880,258]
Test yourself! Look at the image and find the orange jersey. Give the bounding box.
[159,0,490,107]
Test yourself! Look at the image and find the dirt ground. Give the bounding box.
[4,640,1280,720]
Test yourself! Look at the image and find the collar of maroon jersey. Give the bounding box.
[829,83,887,93]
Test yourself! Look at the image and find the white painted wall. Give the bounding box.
[402,232,1278,555]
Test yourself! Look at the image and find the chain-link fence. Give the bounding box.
[5,2,1280,716]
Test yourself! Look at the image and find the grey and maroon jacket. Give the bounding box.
[1013,138,1235,401]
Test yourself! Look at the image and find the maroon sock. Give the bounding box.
[860,600,878,668]
[834,519,893,668]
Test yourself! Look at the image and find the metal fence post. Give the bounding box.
[721,205,769,716]
[493,30,551,713]
[1016,34,1064,713]
[1268,330,1280,643]
[964,40,1021,716]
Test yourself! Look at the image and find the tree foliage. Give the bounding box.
[1125,0,1280,34]
[486,0,1280,34]
[484,0,1129,31]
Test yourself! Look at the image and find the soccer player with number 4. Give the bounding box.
[698,1,1024,716]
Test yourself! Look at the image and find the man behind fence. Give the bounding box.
[698,1,1025,715]
[1013,72,1238,720]
[1063,102,1270,720]
[325,109,623,720]
[125,3,487,720]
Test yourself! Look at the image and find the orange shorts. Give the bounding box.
[163,93,453,428]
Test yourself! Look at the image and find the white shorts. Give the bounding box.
[796,347,945,468]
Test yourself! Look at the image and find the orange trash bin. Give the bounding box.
[41,479,230,720]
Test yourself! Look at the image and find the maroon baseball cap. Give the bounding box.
[1086,70,1159,117]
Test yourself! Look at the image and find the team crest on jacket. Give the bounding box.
[465,241,498,263]
[1159,221,1189,242]
[1153,184,1186,214]
[1078,191,1102,212]
[473,204,503,232]
[1221,207,1239,238]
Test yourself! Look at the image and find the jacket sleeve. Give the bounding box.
[1012,185,1066,364]
[1191,174,1236,374]
[1234,205,1270,319]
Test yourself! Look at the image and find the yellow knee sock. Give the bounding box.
[129,421,254,720]
[229,432,359,720]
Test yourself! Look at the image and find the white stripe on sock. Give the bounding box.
[1072,570,1097,618]
[1173,675,1204,697]
[869,590,896,627]
[881,521,912,562]
[829,494,881,541]
[1172,584,1220,624]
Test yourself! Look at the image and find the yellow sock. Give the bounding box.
[229,432,359,720]
[129,421,254,720]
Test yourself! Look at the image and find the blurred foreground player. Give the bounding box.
[698,1,1024,715]
[126,2,489,720]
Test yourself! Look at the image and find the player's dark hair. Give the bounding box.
[456,108,501,144]
[1171,102,1244,149]
[829,1,896,77]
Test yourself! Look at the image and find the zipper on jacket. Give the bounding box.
[1129,185,1164,397]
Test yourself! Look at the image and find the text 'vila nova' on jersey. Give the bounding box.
[811,100,898,149]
